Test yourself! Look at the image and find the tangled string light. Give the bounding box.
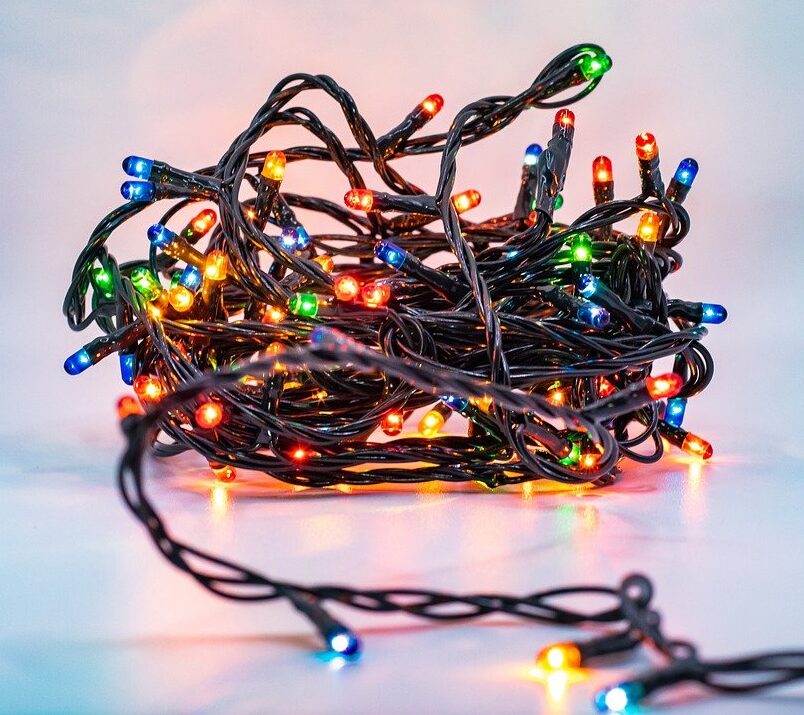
[63,45,803,711]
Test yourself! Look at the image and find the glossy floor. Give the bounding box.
[2,425,803,714]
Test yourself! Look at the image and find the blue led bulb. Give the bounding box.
[593,681,644,713]
[295,226,311,250]
[441,395,469,412]
[375,240,407,269]
[119,353,136,385]
[577,303,610,329]
[664,397,687,428]
[122,155,154,180]
[578,274,598,298]
[327,627,362,656]
[121,181,156,202]
[64,348,92,375]
[523,143,543,166]
[279,227,298,251]
[673,158,699,187]
[147,223,177,249]
[700,303,727,324]
[178,265,202,291]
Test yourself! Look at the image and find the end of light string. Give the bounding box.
[594,681,644,713]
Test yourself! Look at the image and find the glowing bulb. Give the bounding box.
[646,373,683,400]
[92,266,115,299]
[211,463,236,482]
[594,682,644,713]
[579,53,612,81]
[189,209,216,237]
[580,453,599,469]
[295,226,311,250]
[536,643,582,671]
[664,397,687,428]
[116,395,143,419]
[122,155,154,179]
[314,254,334,273]
[635,132,658,161]
[555,109,575,127]
[419,410,445,438]
[673,157,699,188]
[133,375,163,402]
[577,274,598,298]
[64,348,92,375]
[292,446,309,461]
[261,150,286,181]
[279,227,298,251]
[375,240,407,269]
[381,411,404,436]
[577,303,610,329]
[682,433,713,460]
[288,292,319,318]
[121,181,155,202]
[344,188,374,211]
[195,401,224,429]
[334,275,360,302]
[451,189,481,213]
[420,94,444,115]
[169,285,195,312]
[360,282,390,308]
[328,628,361,655]
[204,250,228,281]
[593,155,613,183]
[700,303,727,324]
[178,265,202,290]
[571,233,593,263]
[262,305,286,324]
[119,353,136,385]
[547,388,567,405]
[441,395,469,412]
[636,211,661,242]
[599,377,616,397]
[523,143,543,166]
[130,268,162,302]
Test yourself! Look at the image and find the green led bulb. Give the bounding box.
[130,267,163,302]
[92,266,115,299]
[571,233,593,263]
[288,292,319,318]
[579,53,612,81]
[559,441,582,466]
[554,194,564,210]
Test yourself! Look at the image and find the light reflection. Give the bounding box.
[521,481,534,501]
[209,485,232,519]
[527,663,587,713]
[683,459,706,524]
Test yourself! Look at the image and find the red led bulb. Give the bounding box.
[555,109,575,127]
[420,94,444,116]
[451,189,481,213]
[381,411,404,436]
[190,209,217,236]
[344,189,374,211]
[593,156,613,184]
[195,401,224,429]
[646,373,683,400]
[682,433,714,460]
[333,275,360,302]
[361,282,391,308]
[635,132,658,161]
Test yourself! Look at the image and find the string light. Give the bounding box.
[61,44,795,712]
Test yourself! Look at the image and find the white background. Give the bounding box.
[1,1,803,713]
